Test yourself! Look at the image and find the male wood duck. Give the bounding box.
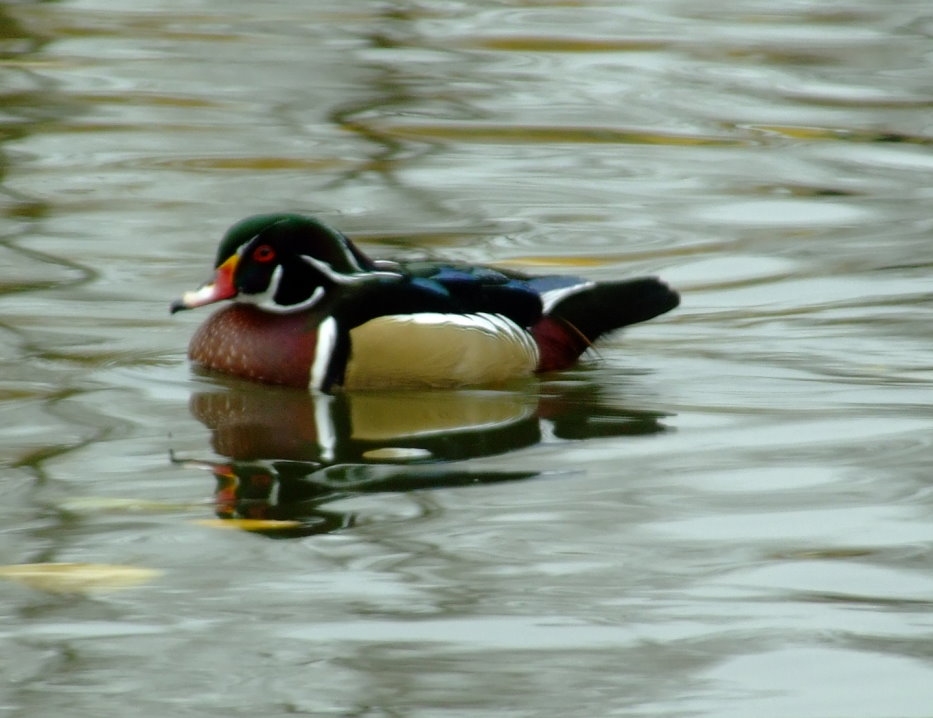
[171,213,679,392]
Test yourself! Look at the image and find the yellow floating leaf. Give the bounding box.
[0,563,161,594]
[194,518,302,532]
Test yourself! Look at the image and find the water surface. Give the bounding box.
[3,1,933,716]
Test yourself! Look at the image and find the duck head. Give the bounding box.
[170,213,378,314]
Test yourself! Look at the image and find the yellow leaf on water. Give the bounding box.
[193,518,302,532]
[0,563,162,594]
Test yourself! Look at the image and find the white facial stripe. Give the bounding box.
[237,236,256,257]
[310,315,339,392]
[298,286,326,310]
[240,264,332,314]
[301,255,361,285]
[372,259,401,271]
[301,254,401,285]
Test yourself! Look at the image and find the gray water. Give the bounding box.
[3,1,933,716]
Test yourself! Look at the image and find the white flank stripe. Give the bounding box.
[540,281,593,313]
[310,316,338,392]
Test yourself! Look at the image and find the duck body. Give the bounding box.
[172,214,679,392]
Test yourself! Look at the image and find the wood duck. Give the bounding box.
[171,213,679,392]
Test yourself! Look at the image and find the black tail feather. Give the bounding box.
[547,277,679,344]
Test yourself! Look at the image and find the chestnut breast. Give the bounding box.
[188,304,319,388]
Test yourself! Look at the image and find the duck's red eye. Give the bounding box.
[253,244,276,263]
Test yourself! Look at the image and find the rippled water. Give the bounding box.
[3,1,933,715]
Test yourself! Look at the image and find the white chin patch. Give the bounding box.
[242,283,327,314]
[238,265,282,310]
[238,265,282,312]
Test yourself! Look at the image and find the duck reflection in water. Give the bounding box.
[177,380,671,537]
